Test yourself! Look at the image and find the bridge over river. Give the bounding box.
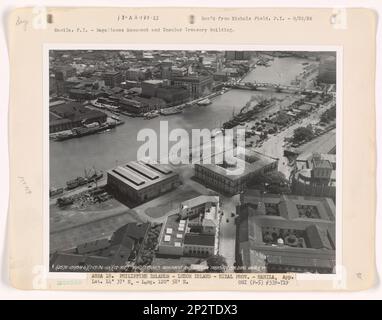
[225,82,324,95]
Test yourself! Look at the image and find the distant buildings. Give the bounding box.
[107,161,180,204]
[318,56,336,84]
[52,66,77,95]
[194,149,278,196]
[54,65,77,81]
[158,195,220,257]
[49,102,107,133]
[126,67,151,81]
[65,77,106,100]
[291,153,336,200]
[225,51,252,60]
[236,190,336,273]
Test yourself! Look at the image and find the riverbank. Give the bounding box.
[50,56,317,186]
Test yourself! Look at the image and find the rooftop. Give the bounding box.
[107,161,178,191]
[184,233,215,247]
[77,238,110,255]
[312,159,332,169]
[196,148,277,181]
[237,190,336,272]
[103,71,121,76]
[181,195,219,209]
[143,79,164,85]
[49,102,106,125]
[159,214,188,247]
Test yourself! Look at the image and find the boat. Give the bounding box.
[65,169,103,190]
[144,112,159,119]
[111,115,121,121]
[197,98,212,106]
[49,187,64,197]
[53,132,75,141]
[86,170,103,182]
[66,176,88,190]
[56,197,74,207]
[55,121,121,141]
[98,128,111,134]
[160,107,183,115]
[72,123,109,137]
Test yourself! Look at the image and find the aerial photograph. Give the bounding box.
[48,49,337,274]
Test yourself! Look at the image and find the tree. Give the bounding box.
[253,171,291,194]
[206,255,227,272]
[320,106,336,123]
[292,126,314,143]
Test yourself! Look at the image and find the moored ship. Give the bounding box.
[65,169,103,190]
[197,98,212,106]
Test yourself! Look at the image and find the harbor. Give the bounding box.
[50,56,320,187]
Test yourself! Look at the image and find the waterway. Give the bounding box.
[50,56,311,186]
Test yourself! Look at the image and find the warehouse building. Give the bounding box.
[107,161,180,204]
[49,102,107,133]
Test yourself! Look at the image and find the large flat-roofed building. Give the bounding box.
[49,102,107,133]
[157,195,220,257]
[107,161,180,204]
[141,80,190,106]
[194,149,278,196]
[102,71,123,88]
[120,96,166,114]
[172,75,213,99]
[236,190,336,274]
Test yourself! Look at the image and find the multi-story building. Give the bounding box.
[236,190,336,274]
[54,66,77,81]
[160,60,173,79]
[120,96,166,114]
[126,67,150,81]
[157,195,220,257]
[52,66,77,95]
[156,86,190,106]
[141,80,164,97]
[291,153,336,200]
[172,75,213,99]
[225,51,252,60]
[194,149,278,196]
[107,161,180,204]
[171,66,188,77]
[102,71,123,88]
[141,80,190,106]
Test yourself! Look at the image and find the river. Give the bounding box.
[50,56,309,186]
